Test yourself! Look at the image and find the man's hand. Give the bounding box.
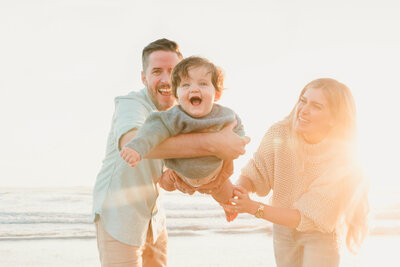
[120,147,141,167]
[196,160,234,194]
[211,121,250,161]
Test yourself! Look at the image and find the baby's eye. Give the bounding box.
[200,82,208,86]
[181,83,190,88]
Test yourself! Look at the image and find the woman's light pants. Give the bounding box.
[273,224,340,267]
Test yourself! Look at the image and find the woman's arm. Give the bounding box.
[235,175,256,194]
[221,186,300,228]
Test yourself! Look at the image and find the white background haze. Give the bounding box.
[1,0,399,189]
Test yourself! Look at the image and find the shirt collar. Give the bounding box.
[141,87,157,111]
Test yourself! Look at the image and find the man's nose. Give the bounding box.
[160,71,170,83]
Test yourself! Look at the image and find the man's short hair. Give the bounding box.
[142,38,183,71]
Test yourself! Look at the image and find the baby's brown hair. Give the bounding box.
[171,56,225,98]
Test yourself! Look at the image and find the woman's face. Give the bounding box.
[295,87,333,144]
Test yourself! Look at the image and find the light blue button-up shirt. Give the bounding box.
[92,88,165,246]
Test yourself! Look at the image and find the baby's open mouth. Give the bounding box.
[190,96,202,105]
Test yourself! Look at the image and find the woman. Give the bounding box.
[222,78,369,267]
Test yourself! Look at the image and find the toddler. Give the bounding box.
[120,56,245,221]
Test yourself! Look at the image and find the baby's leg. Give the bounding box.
[158,169,177,191]
[211,179,238,222]
[211,179,233,203]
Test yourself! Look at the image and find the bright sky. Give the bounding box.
[1,0,399,189]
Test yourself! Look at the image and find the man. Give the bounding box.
[92,38,249,267]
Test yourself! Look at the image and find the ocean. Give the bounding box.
[1,187,399,241]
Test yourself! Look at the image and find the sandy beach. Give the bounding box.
[1,188,400,266]
[1,234,399,267]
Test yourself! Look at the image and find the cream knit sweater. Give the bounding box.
[239,121,366,234]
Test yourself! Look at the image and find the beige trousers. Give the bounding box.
[273,224,340,267]
[95,219,168,267]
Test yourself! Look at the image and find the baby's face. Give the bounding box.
[176,66,217,118]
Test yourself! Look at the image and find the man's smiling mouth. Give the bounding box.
[158,88,172,96]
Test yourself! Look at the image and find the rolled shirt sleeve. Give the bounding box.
[113,96,150,150]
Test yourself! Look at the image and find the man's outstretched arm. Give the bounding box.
[119,121,250,161]
[145,121,250,161]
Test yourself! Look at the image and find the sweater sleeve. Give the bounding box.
[294,165,364,233]
[240,128,275,197]
[125,111,172,157]
[125,107,196,157]
[233,113,245,137]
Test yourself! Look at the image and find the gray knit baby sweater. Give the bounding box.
[126,104,245,179]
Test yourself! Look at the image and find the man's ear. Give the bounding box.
[214,90,222,102]
[141,71,146,86]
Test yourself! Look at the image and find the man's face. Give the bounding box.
[142,50,181,111]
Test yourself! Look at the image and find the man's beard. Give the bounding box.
[147,83,175,111]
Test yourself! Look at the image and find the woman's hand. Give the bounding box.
[196,160,234,194]
[225,186,301,227]
[220,185,259,215]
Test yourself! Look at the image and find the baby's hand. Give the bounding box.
[120,147,141,167]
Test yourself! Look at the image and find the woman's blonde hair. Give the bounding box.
[285,78,369,252]
[286,78,357,142]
